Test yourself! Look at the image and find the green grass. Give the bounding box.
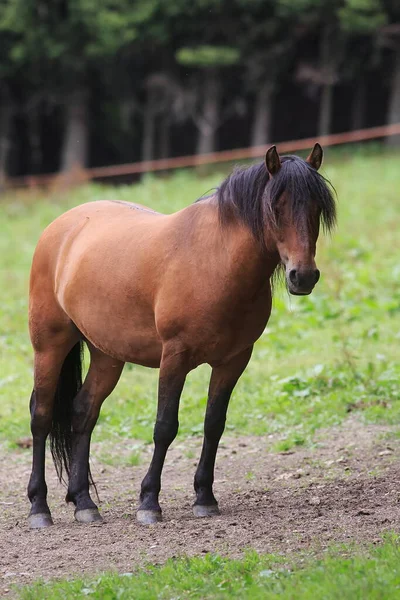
[1,148,400,450]
[16,535,400,599]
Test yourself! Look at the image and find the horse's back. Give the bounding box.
[35,200,165,265]
[46,199,163,231]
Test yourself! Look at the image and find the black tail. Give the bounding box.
[50,341,84,484]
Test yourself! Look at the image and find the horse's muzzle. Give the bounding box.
[287,268,320,295]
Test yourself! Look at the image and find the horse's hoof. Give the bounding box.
[28,512,54,529]
[193,504,220,518]
[74,508,103,524]
[137,509,162,525]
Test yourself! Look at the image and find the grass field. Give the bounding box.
[1,147,400,452]
[17,536,400,599]
[1,146,400,598]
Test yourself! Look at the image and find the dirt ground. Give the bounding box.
[1,417,400,596]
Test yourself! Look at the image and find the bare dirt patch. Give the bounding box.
[1,417,400,596]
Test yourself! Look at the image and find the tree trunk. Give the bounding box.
[319,83,333,137]
[159,114,170,160]
[351,76,366,131]
[141,93,156,163]
[0,98,12,191]
[196,69,221,156]
[251,82,274,147]
[60,88,89,173]
[28,106,42,174]
[386,46,400,147]
[318,25,335,138]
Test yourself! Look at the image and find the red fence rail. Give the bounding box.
[7,123,400,189]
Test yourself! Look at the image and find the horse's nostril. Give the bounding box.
[289,268,319,290]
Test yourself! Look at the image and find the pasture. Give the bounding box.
[1,147,400,597]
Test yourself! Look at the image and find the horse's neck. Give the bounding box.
[226,229,280,292]
[178,200,280,290]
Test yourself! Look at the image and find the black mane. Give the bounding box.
[215,156,336,243]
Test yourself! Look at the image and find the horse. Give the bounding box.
[27,144,336,529]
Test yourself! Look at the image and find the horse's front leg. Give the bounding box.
[193,346,253,517]
[137,345,189,524]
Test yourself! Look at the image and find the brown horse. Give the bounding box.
[27,144,336,529]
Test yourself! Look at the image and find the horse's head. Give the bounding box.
[264,144,336,296]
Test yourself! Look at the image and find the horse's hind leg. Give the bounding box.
[66,346,124,523]
[193,347,253,517]
[28,334,78,529]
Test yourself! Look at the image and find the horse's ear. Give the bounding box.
[306,143,323,171]
[265,145,281,176]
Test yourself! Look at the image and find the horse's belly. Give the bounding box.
[102,338,162,368]
[64,297,162,367]
[82,320,162,367]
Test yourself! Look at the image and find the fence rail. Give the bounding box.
[7,123,400,189]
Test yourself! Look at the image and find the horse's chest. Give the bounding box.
[226,294,272,346]
[186,288,273,366]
